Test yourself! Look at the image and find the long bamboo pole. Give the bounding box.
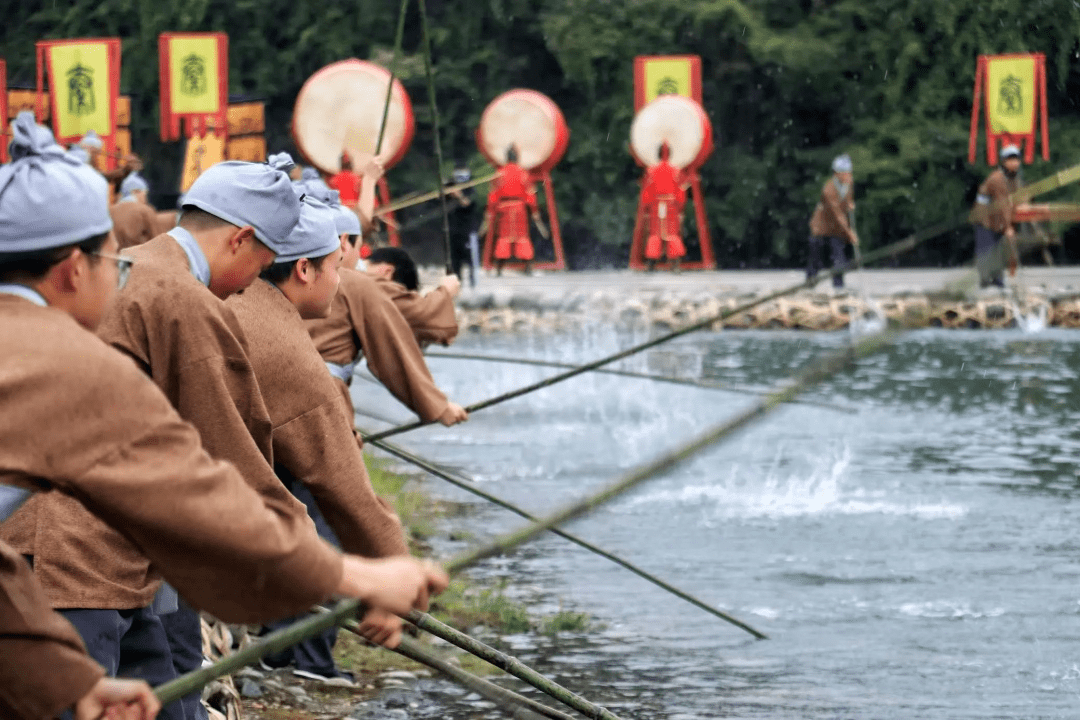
[156,327,891,705]
[416,0,454,274]
[404,611,624,720]
[364,433,767,639]
[375,173,497,216]
[424,350,856,414]
[374,0,410,158]
[336,617,572,720]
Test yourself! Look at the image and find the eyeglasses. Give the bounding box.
[91,251,134,289]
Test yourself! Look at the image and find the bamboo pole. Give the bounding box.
[156,328,892,705]
[424,350,856,414]
[416,0,454,274]
[364,433,767,639]
[373,0,410,158]
[404,611,625,720]
[338,619,573,720]
[375,173,497,216]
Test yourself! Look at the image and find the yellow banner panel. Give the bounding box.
[986,57,1036,135]
[180,132,225,192]
[169,36,221,114]
[643,58,693,105]
[49,43,112,139]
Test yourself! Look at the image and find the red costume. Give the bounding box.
[488,162,538,261]
[640,153,687,260]
[330,170,360,206]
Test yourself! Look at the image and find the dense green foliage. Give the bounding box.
[4,0,1080,267]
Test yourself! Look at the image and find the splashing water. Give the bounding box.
[1010,300,1048,334]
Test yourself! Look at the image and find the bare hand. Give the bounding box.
[439,274,461,298]
[437,402,468,427]
[357,607,403,648]
[358,156,385,182]
[849,232,860,246]
[75,677,160,720]
[337,556,448,616]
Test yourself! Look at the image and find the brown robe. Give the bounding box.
[374,276,459,347]
[229,279,408,559]
[809,177,855,239]
[971,168,1020,233]
[0,293,341,623]
[108,200,159,250]
[153,210,178,237]
[0,541,102,720]
[4,234,329,613]
[306,268,450,423]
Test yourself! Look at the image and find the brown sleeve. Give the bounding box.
[393,287,460,347]
[0,542,104,720]
[67,415,344,624]
[346,280,450,422]
[987,172,1014,231]
[274,403,408,559]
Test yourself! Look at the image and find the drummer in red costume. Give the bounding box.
[488,145,541,274]
[640,143,687,271]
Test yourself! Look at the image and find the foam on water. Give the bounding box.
[1010,299,1049,334]
[625,447,966,520]
[897,600,1006,620]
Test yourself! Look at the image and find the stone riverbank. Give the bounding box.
[429,267,1080,333]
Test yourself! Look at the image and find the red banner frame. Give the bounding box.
[633,55,703,111]
[0,58,8,164]
[968,53,1048,165]
[158,32,229,142]
[35,38,121,170]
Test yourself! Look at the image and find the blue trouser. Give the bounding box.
[159,600,209,720]
[60,606,185,720]
[263,473,340,672]
[807,235,848,288]
[975,225,1005,287]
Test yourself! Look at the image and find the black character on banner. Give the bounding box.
[67,63,95,116]
[180,54,207,96]
[656,76,679,96]
[997,74,1024,116]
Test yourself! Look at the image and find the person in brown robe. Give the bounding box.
[365,246,461,347]
[0,119,446,718]
[971,144,1022,288]
[228,197,414,684]
[109,172,160,250]
[307,242,468,427]
[807,153,858,290]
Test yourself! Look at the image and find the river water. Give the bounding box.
[352,326,1080,719]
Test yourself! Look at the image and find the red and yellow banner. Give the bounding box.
[634,55,702,110]
[969,53,1048,165]
[36,38,121,149]
[159,32,229,141]
[0,58,8,163]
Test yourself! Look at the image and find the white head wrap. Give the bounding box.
[832,154,853,173]
[180,154,302,252]
[0,112,112,253]
[273,195,341,263]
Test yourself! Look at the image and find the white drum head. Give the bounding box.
[630,95,706,170]
[479,93,557,170]
[293,61,411,174]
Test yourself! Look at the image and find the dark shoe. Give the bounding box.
[293,666,357,687]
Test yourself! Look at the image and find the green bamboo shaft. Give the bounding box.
[338,618,570,720]
[361,217,944,445]
[154,599,361,705]
[416,0,454,274]
[376,173,497,215]
[374,0,410,158]
[406,611,625,720]
[365,434,767,639]
[424,351,856,414]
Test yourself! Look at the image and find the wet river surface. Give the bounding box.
[352,326,1080,719]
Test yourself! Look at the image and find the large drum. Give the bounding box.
[292,59,415,174]
[477,89,569,171]
[630,95,713,170]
